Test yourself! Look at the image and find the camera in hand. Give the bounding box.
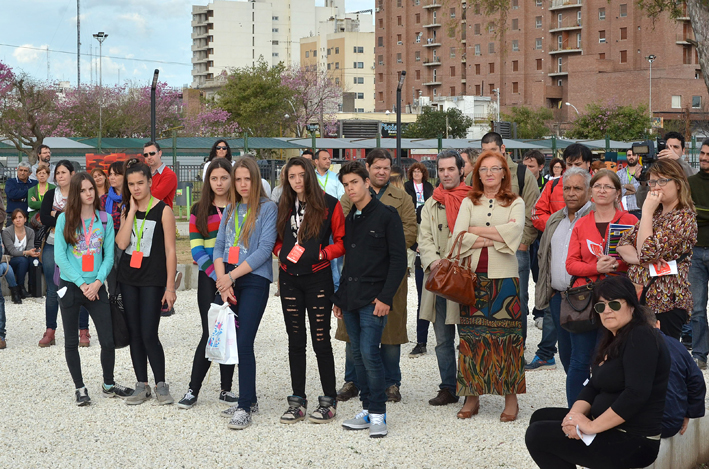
[631,137,664,181]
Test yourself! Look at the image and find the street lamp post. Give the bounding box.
[92,32,108,153]
[396,70,406,168]
[493,88,500,123]
[646,54,657,121]
[565,102,580,117]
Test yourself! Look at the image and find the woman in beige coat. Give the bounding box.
[451,150,525,422]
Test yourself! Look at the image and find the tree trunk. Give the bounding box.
[687,0,709,96]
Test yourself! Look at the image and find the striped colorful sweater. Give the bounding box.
[190,204,224,280]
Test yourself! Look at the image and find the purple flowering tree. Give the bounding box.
[281,66,342,138]
[182,103,241,137]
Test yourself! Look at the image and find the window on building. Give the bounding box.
[620,4,627,17]
[334,47,338,54]
[379,92,384,101]
[620,27,627,40]
[397,34,402,43]
[558,57,563,72]
[450,66,455,77]
[379,18,383,28]
[512,0,519,9]
[397,53,402,63]
[378,36,384,47]
[557,13,563,28]
[273,52,279,57]
[512,40,519,51]
[475,64,481,74]
[512,19,518,30]
[474,23,481,35]
[672,95,682,108]
[327,48,331,56]
[450,47,456,58]
[450,8,456,18]
[397,16,402,26]
[335,77,339,85]
[512,60,518,71]
[378,54,384,65]
[397,0,402,6]
[557,35,563,50]
[535,0,542,6]
[489,63,495,73]
[357,93,364,99]
[475,84,481,94]
[489,24,495,33]
[557,79,563,86]
[415,69,421,80]
[415,51,421,61]
[536,16,542,28]
[489,83,495,94]
[512,82,519,93]
[273,40,279,45]
[536,38,542,49]
[576,33,581,48]
[620,50,627,63]
[599,8,605,20]
[415,13,421,23]
[272,16,279,20]
[599,53,605,59]
[305,51,309,58]
[693,96,702,108]
[599,30,606,43]
[355,62,364,68]
[536,58,542,70]
[272,28,279,32]
[488,42,495,53]
[475,44,481,55]
[327,63,331,70]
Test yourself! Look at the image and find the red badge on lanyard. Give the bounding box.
[286,244,305,263]
[130,251,144,268]
[228,246,240,264]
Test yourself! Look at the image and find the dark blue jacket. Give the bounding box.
[4,177,37,218]
[661,332,706,438]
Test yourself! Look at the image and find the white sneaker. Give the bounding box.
[368,413,387,438]
[534,317,544,330]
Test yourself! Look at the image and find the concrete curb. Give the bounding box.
[643,415,709,468]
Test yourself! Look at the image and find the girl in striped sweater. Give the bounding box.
[178,158,236,409]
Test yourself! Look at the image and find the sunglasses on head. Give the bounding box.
[593,300,624,314]
[216,146,228,150]
[143,151,157,157]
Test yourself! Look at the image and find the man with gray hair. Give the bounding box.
[526,167,593,373]
[4,161,37,225]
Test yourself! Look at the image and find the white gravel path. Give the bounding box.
[0,282,586,468]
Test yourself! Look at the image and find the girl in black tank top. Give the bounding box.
[115,159,177,406]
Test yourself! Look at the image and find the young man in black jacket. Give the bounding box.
[332,162,406,438]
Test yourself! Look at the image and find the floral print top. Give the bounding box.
[618,207,697,314]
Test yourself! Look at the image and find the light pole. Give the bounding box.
[493,88,500,122]
[396,70,406,168]
[646,54,657,120]
[565,102,580,117]
[92,32,108,152]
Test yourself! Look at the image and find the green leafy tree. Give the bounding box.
[404,107,473,138]
[502,106,553,139]
[217,59,293,137]
[566,102,651,141]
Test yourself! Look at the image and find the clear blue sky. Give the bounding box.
[0,0,373,88]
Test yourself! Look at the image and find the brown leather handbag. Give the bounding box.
[425,231,478,306]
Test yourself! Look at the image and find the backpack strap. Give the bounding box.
[551,177,561,192]
[516,164,526,195]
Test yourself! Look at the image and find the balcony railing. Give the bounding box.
[549,18,582,32]
[550,0,582,10]
[422,0,441,8]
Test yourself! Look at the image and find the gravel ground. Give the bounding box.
[0,282,600,468]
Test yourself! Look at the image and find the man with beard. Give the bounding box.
[617,148,642,219]
[31,145,56,184]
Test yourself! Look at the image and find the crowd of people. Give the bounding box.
[0,132,707,464]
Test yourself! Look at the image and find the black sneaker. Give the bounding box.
[219,390,238,405]
[409,343,427,358]
[385,385,402,403]
[76,387,91,406]
[177,389,198,409]
[102,382,134,398]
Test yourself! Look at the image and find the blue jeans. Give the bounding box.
[41,244,89,330]
[432,295,456,392]
[342,303,388,414]
[330,252,343,291]
[550,293,571,373]
[415,264,430,344]
[0,286,5,338]
[517,249,531,343]
[534,307,558,362]
[9,256,29,287]
[0,263,17,287]
[344,342,401,388]
[221,270,271,410]
[689,247,709,361]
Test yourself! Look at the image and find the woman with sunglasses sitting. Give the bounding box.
[616,159,697,340]
[526,276,670,469]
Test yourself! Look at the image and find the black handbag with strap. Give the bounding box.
[560,276,599,333]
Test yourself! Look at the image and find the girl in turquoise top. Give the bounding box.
[54,172,133,406]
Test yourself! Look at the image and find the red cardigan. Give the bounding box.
[566,208,638,288]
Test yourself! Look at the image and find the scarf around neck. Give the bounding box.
[432,181,472,232]
[53,186,67,213]
[105,186,122,215]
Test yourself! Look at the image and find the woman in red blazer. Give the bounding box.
[562,169,638,405]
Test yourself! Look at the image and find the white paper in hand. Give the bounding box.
[57,286,68,298]
[577,425,597,446]
[649,260,678,277]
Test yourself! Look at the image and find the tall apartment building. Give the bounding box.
[376,0,708,122]
[300,17,376,113]
[191,0,345,90]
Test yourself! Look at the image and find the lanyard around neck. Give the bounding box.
[133,196,154,252]
[233,203,250,246]
[318,171,329,190]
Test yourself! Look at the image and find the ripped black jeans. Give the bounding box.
[279,268,337,400]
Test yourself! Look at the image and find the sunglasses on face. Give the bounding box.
[216,146,228,150]
[143,151,157,157]
[593,300,624,314]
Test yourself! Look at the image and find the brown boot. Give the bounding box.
[38,328,56,347]
[79,329,91,347]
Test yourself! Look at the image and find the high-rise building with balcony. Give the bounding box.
[376,0,708,122]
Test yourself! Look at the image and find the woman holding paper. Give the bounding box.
[116,159,178,406]
[616,159,697,340]
[273,157,345,425]
[177,158,236,410]
[563,169,637,404]
[213,156,277,430]
[526,277,670,469]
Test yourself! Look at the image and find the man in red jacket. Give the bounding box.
[531,144,592,233]
[143,141,177,208]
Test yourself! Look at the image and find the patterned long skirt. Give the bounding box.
[456,275,526,397]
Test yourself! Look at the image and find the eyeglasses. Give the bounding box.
[593,300,625,314]
[216,146,228,150]
[592,184,616,192]
[648,178,672,187]
[143,151,157,157]
[479,166,503,174]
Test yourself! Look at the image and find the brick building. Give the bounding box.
[375,0,708,123]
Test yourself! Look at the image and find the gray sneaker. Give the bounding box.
[227,408,252,430]
[342,410,370,430]
[368,413,387,438]
[125,383,151,405]
[154,382,174,405]
[221,402,259,418]
[75,387,91,406]
[695,358,707,370]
